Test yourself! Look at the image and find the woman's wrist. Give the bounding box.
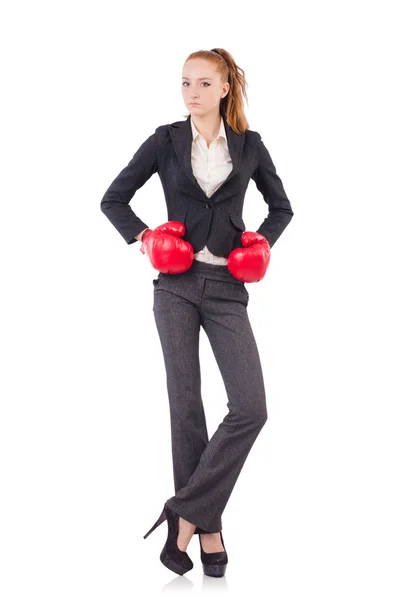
[141,228,150,242]
[136,227,149,242]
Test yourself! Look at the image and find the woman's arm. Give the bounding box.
[251,133,294,248]
[100,129,159,245]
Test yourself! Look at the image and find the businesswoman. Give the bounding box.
[100,47,293,577]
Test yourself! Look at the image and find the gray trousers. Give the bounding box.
[152,259,268,534]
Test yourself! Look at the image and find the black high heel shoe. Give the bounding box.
[143,502,194,576]
[199,531,228,577]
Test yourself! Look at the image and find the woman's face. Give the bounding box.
[182,58,229,116]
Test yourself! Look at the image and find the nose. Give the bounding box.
[187,88,199,99]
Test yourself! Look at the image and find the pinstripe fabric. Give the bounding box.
[153,259,267,533]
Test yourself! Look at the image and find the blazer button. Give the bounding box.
[205,203,212,209]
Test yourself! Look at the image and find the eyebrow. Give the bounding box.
[182,77,213,80]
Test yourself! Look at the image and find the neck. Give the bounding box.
[190,111,223,140]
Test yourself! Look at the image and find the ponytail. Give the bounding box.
[182,48,249,134]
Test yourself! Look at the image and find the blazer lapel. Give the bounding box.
[169,114,245,202]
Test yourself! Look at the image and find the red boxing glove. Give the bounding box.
[140,221,194,274]
[227,232,270,283]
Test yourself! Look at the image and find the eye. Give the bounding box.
[182,82,211,87]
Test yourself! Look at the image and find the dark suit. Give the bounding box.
[100,115,294,255]
[100,116,294,534]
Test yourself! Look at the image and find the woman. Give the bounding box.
[100,48,294,577]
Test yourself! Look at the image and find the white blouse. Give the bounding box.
[190,116,233,265]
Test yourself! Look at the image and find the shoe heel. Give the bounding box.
[143,508,167,539]
[160,504,194,575]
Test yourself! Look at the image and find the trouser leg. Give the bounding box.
[152,285,212,534]
[165,278,268,533]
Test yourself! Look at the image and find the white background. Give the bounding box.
[1,0,396,598]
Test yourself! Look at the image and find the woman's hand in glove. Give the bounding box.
[140,221,194,274]
[227,232,270,283]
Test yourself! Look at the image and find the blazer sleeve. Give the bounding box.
[251,132,294,248]
[100,129,159,245]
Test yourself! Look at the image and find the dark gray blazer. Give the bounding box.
[100,115,294,256]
